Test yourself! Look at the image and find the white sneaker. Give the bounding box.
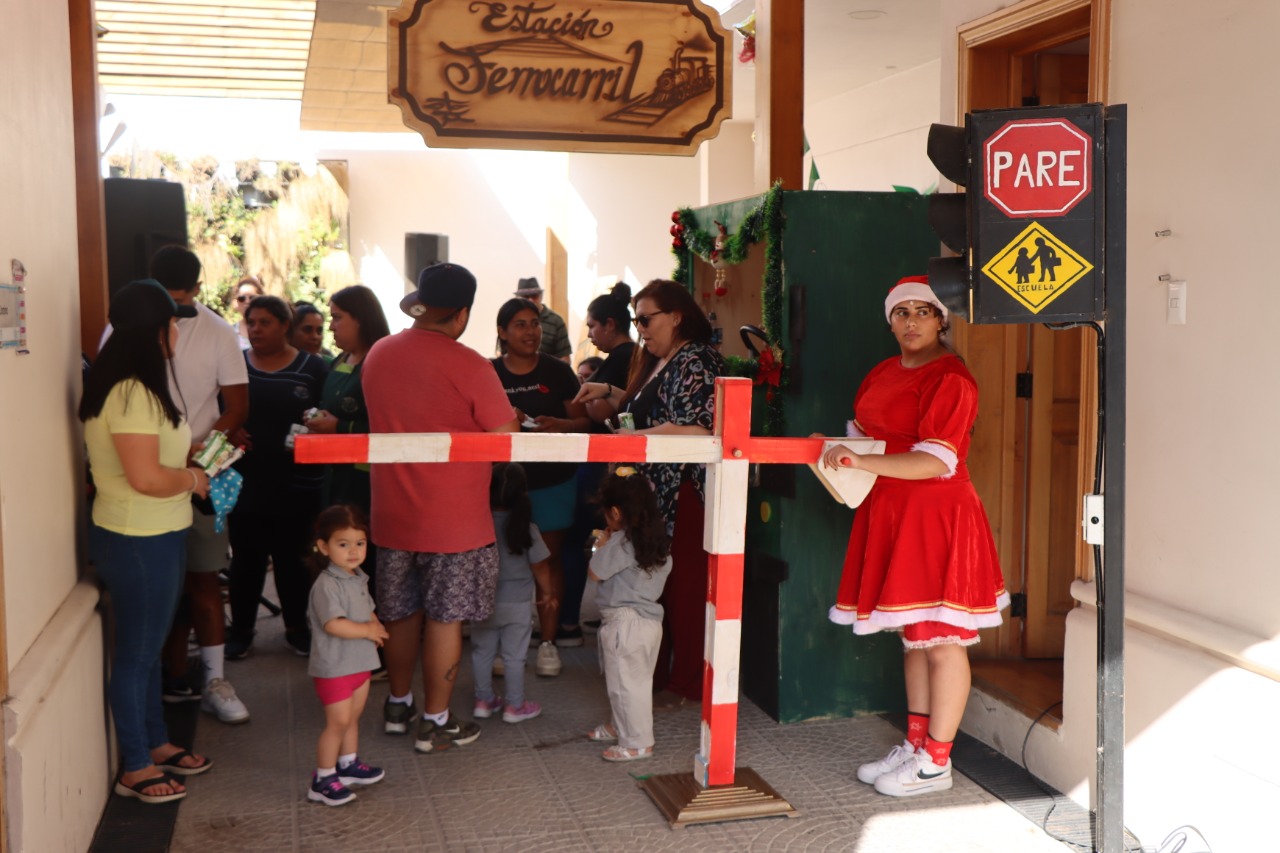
[201,677,250,724]
[873,751,953,797]
[856,740,917,784]
[535,641,561,677]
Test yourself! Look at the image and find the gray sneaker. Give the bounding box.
[383,697,416,735]
[201,677,250,724]
[414,714,481,753]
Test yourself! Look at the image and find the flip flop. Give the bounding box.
[602,745,652,762]
[156,749,213,776]
[114,773,187,804]
[586,723,617,742]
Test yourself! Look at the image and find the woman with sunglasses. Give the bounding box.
[573,279,724,702]
[231,275,264,350]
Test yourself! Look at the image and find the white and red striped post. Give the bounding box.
[695,377,751,786]
[295,377,829,794]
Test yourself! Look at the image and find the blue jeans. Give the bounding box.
[91,524,187,772]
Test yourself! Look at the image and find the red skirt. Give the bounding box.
[829,476,1009,635]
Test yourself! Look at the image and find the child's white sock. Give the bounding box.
[201,645,225,684]
[389,692,413,705]
[316,766,336,779]
[338,753,357,769]
[423,709,448,725]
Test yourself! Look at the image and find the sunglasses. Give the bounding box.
[633,311,669,329]
[236,294,253,303]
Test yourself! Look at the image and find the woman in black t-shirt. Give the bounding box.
[577,282,636,427]
[492,298,589,674]
[227,296,329,659]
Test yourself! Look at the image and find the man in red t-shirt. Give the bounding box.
[363,263,518,753]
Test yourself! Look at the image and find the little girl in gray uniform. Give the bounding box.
[471,463,556,723]
[584,468,672,761]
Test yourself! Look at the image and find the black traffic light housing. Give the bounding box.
[925,121,973,320]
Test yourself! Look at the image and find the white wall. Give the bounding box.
[318,146,698,358]
[938,1,1280,848]
[805,60,941,193]
[1,1,108,850]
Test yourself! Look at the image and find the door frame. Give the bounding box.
[953,0,1111,660]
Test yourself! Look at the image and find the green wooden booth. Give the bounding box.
[678,190,938,723]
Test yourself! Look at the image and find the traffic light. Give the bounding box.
[925,121,973,320]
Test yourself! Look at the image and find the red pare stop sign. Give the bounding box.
[983,118,1093,217]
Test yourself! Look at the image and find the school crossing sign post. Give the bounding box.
[970,104,1105,324]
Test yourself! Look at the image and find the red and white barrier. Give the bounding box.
[295,377,826,789]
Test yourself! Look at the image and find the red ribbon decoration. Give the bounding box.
[753,347,782,401]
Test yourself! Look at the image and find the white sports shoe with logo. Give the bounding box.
[201,677,250,724]
[873,751,953,797]
[856,740,918,784]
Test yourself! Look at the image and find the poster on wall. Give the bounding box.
[0,259,28,354]
[387,0,733,155]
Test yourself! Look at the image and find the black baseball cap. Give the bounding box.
[400,263,478,317]
[109,279,194,330]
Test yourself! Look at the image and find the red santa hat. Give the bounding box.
[884,275,948,323]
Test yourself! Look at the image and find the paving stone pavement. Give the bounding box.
[171,605,1073,852]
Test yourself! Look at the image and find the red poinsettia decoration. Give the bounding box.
[753,344,783,401]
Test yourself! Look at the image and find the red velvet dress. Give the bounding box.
[829,354,1009,636]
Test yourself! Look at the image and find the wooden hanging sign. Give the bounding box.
[387,0,733,155]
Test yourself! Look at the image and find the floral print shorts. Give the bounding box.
[376,544,499,623]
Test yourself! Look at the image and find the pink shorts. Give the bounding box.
[313,671,371,705]
[901,621,979,649]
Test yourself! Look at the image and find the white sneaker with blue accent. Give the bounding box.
[873,751,953,797]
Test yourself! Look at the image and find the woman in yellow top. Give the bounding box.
[81,280,214,804]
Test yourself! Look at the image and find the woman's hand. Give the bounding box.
[187,466,211,499]
[532,415,570,432]
[306,409,339,434]
[535,592,559,610]
[573,382,612,405]
[821,444,859,470]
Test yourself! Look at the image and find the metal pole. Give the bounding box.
[1097,103,1127,853]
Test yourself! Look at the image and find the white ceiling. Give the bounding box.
[96,0,944,132]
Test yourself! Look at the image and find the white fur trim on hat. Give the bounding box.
[884,282,947,323]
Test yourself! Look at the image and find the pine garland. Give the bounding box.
[670,182,786,434]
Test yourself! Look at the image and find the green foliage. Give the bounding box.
[671,182,787,435]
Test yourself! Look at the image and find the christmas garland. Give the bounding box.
[670,182,786,435]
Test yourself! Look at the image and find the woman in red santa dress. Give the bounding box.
[820,275,1009,798]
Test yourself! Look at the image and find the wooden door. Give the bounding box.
[956,0,1109,661]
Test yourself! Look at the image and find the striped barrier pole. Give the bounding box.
[296,378,828,818]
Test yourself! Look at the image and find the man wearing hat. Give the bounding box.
[515,277,572,361]
[363,263,519,754]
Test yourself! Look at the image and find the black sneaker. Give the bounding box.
[554,625,584,648]
[162,677,200,704]
[383,697,416,735]
[225,635,253,661]
[285,629,311,657]
[414,714,481,753]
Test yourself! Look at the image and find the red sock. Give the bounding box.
[923,735,953,766]
[906,713,930,751]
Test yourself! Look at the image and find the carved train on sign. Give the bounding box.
[388,0,733,155]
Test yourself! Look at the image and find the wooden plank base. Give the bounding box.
[638,767,798,829]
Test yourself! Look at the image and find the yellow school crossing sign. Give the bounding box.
[980,221,1094,314]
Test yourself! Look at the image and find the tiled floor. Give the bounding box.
[170,609,1072,852]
